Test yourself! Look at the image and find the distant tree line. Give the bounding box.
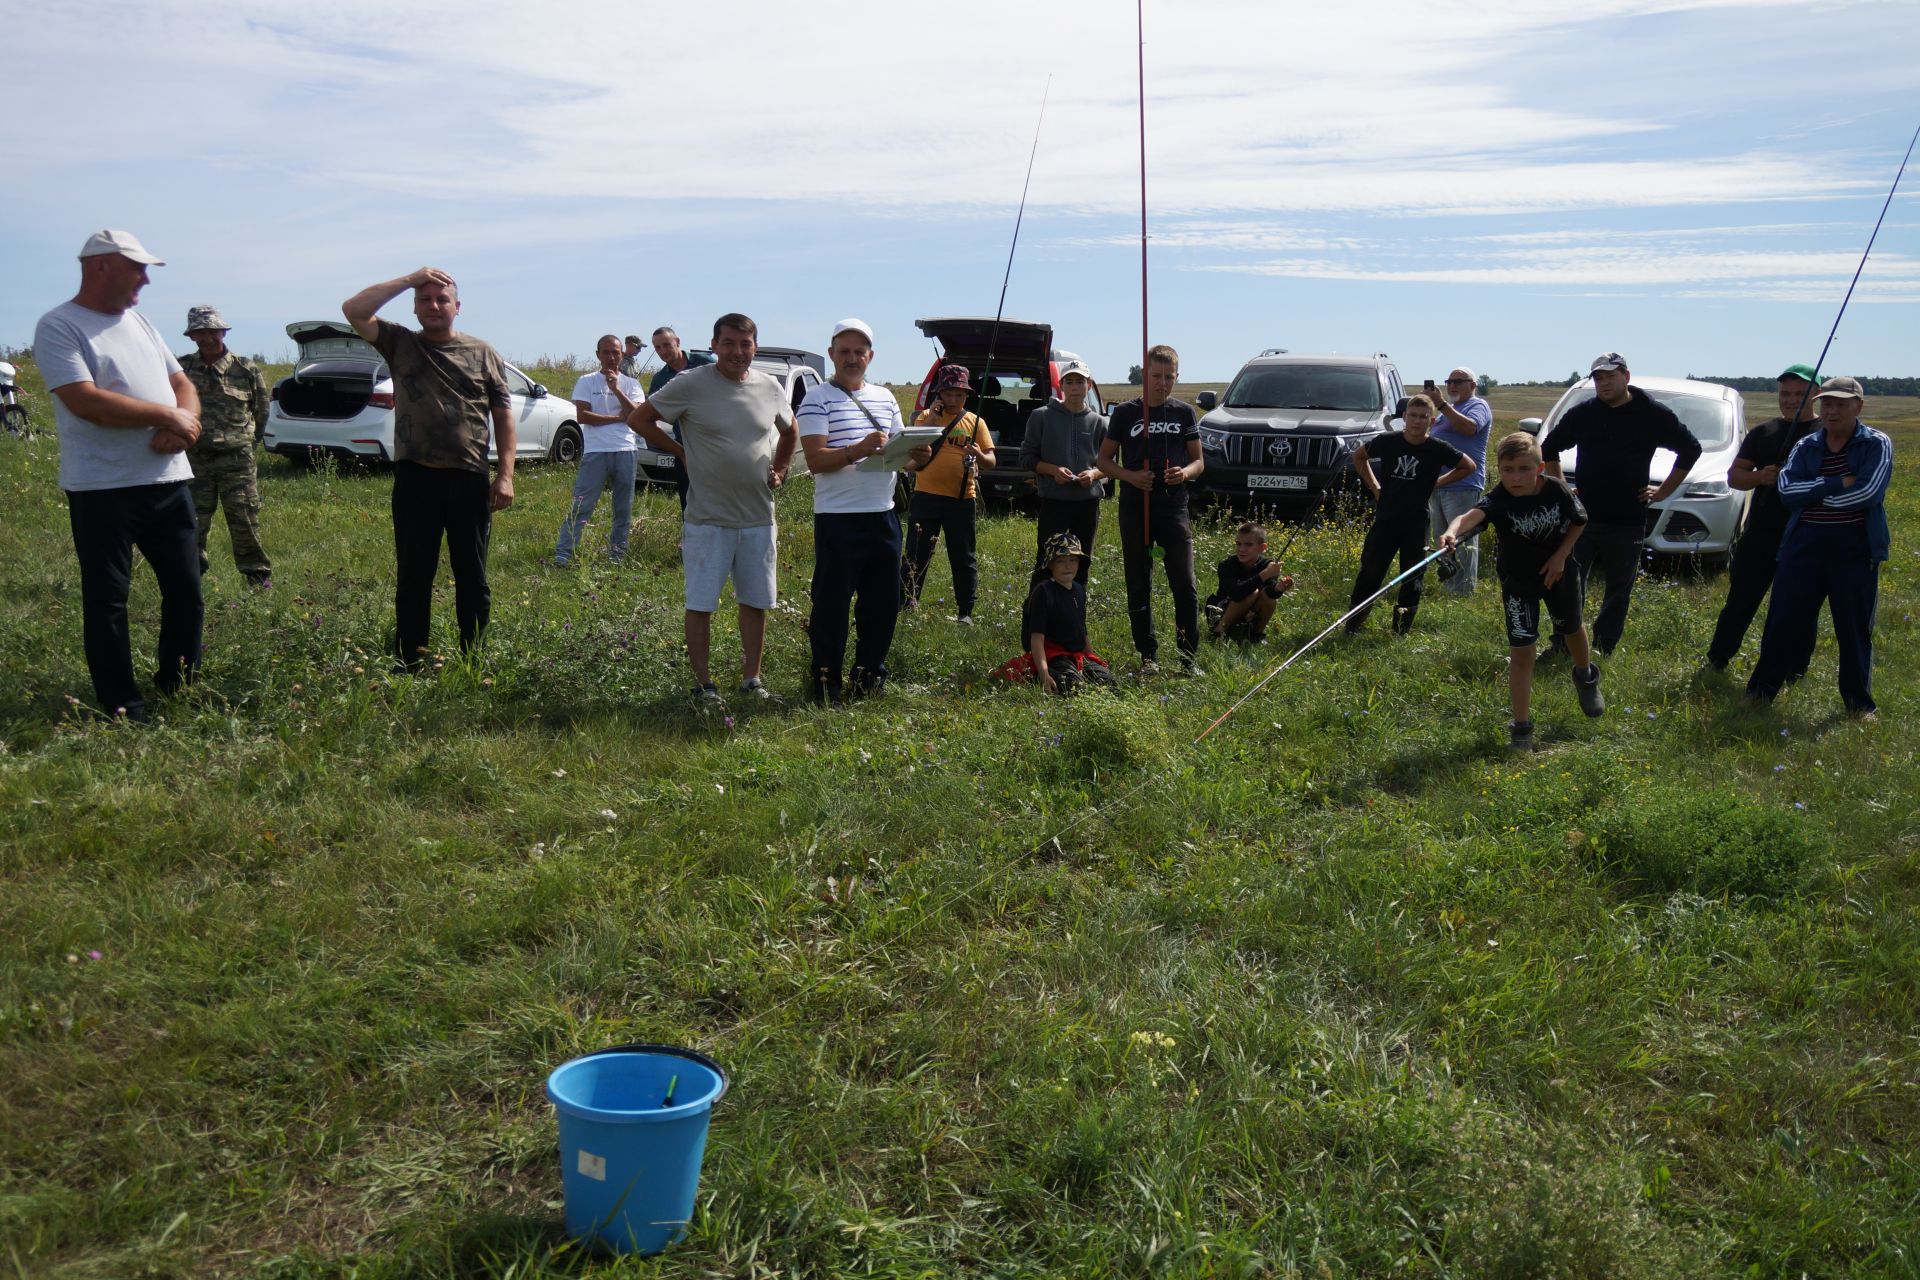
[1684,374,1920,396]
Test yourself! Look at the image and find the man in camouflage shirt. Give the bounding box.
[178,305,273,587]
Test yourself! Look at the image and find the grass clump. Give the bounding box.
[1579,783,1823,900]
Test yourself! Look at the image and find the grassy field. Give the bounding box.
[1,357,1917,1278]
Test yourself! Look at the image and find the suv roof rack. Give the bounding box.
[1259,347,1289,356]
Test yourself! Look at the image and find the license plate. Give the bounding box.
[1248,473,1308,491]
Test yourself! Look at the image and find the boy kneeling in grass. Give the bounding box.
[1346,394,1474,635]
[994,533,1114,694]
[1442,432,1605,749]
[1207,521,1294,643]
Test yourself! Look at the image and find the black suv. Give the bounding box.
[1194,350,1405,513]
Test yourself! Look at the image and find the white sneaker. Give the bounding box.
[738,676,771,699]
[952,614,974,626]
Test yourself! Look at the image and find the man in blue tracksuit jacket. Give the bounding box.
[1745,376,1893,718]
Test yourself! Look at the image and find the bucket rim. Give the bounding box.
[545,1044,729,1121]
[587,1043,729,1104]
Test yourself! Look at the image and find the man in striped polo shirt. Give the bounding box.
[1745,376,1893,719]
[797,318,929,705]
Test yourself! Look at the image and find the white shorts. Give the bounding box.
[683,520,777,612]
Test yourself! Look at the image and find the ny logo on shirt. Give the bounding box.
[1392,454,1420,479]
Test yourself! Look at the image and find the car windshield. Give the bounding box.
[1551,387,1735,449]
[1224,365,1380,412]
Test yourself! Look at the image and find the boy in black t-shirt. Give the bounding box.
[1443,432,1606,749]
[995,533,1113,694]
[1345,395,1473,634]
[1207,521,1294,643]
[1096,344,1205,675]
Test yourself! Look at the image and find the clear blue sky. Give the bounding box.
[3,0,1915,384]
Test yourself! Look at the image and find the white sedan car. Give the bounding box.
[1521,375,1749,569]
[263,321,582,466]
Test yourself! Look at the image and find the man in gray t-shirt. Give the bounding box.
[34,229,205,721]
[631,313,797,703]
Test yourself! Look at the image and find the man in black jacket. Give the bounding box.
[1705,362,1821,671]
[1542,352,1700,654]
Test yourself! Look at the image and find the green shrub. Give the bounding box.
[1580,784,1822,900]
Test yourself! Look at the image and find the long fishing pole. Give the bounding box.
[905,81,1051,607]
[1136,0,1153,554]
[1782,120,1919,422]
[964,80,1051,476]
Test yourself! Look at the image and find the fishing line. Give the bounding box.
[713,526,1484,1051]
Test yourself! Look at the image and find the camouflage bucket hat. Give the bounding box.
[934,364,974,394]
[184,304,230,335]
[1043,532,1087,564]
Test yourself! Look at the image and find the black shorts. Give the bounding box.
[1499,570,1583,647]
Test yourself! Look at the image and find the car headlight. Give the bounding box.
[1681,478,1732,498]
[1199,427,1227,453]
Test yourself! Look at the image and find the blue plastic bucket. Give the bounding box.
[545,1043,728,1256]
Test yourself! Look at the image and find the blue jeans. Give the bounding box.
[554,450,636,563]
[1429,487,1483,595]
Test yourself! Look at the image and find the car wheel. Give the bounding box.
[549,423,583,465]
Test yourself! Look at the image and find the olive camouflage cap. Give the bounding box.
[184,305,230,335]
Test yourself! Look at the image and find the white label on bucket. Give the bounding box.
[576,1150,607,1182]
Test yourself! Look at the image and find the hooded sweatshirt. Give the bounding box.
[1019,400,1109,501]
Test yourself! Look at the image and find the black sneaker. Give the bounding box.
[1508,719,1535,750]
[691,683,723,707]
[1573,664,1605,717]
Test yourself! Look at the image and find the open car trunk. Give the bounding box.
[275,322,387,420]
[914,316,1057,455]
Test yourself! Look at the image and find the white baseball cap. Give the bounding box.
[831,317,874,344]
[79,229,164,265]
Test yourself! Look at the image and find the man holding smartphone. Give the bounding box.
[1425,367,1493,595]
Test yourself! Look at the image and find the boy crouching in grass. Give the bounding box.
[994,533,1114,694]
[1207,521,1294,643]
[1345,394,1474,635]
[1442,432,1605,749]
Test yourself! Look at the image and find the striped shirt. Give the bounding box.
[1798,444,1865,526]
[798,382,903,514]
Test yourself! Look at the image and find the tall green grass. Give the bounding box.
[1,365,1915,1277]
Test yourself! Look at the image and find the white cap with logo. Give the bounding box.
[831,317,874,344]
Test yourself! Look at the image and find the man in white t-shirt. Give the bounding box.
[631,312,797,703]
[554,333,644,566]
[34,230,205,722]
[797,318,930,704]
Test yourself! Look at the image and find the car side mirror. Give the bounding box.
[1393,397,1409,419]
[529,383,549,399]
[1195,390,1217,411]
[1515,417,1542,436]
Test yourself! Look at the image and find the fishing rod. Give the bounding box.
[1782,120,1918,423]
[1136,0,1154,554]
[903,81,1051,608]
[956,79,1051,481]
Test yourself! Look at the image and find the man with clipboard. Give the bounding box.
[798,318,932,705]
